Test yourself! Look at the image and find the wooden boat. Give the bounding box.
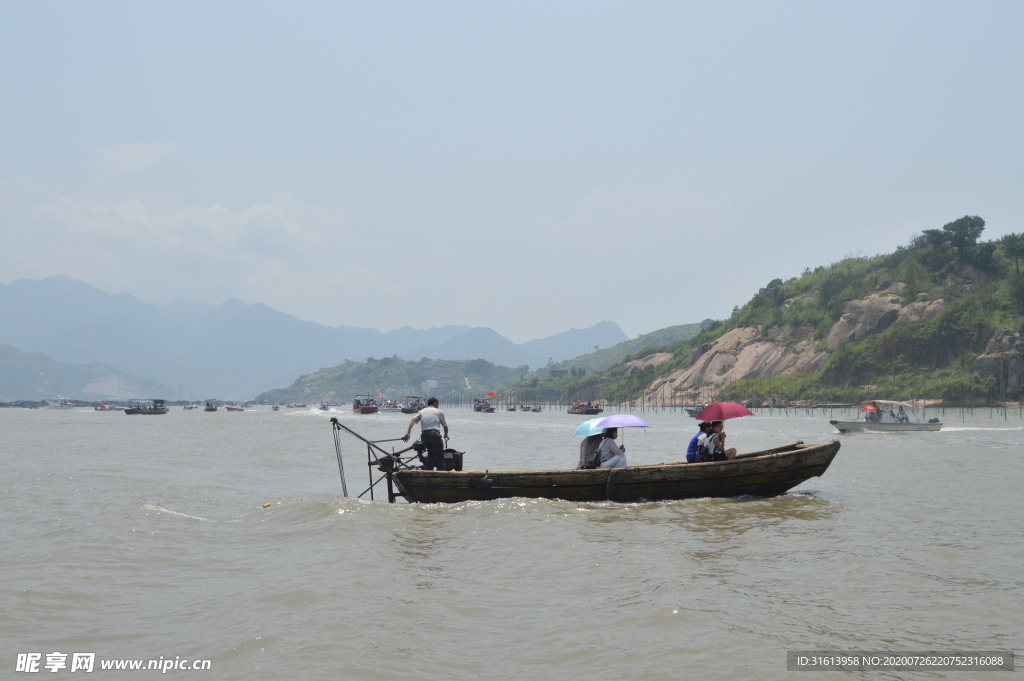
[124,399,169,415]
[389,441,840,504]
[567,404,603,415]
[352,395,379,414]
[829,400,941,433]
[400,396,424,414]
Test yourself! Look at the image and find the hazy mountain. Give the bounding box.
[0,344,173,401]
[0,277,630,398]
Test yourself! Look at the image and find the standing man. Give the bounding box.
[402,397,449,470]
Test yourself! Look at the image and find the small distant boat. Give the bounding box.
[352,395,379,414]
[124,399,169,415]
[320,401,331,411]
[286,403,307,408]
[182,404,195,410]
[400,396,424,414]
[225,403,245,412]
[567,402,603,415]
[684,405,707,418]
[271,403,280,411]
[473,398,495,413]
[204,401,218,412]
[46,395,75,409]
[506,404,517,411]
[829,400,941,433]
[94,402,121,411]
[379,399,403,413]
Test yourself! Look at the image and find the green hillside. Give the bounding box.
[503,216,1024,406]
[537,321,706,374]
[256,356,530,403]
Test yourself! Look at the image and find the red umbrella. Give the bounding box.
[860,404,879,412]
[695,401,755,421]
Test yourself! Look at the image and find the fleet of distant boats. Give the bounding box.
[20,394,947,434]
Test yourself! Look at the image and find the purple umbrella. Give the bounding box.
[596,413,650,448]
[596,414,651,429]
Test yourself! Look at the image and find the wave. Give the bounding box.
[940,426,1024,432]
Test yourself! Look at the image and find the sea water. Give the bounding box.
[3,406,1021,680]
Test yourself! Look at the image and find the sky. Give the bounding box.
[2,1,1022,343]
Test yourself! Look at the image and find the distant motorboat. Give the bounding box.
[829,400,942,433]
[225,402,245,412]
[124,399,169,415]
[352,395,379,414]
[204,401,218,412]
[473,398,495,413]
[271,404,280,411]
[94,402,121,411]
[46,395,75,409]
[567,402,603,415]
[400,396,425,414]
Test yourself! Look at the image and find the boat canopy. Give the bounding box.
[863,400,915,408]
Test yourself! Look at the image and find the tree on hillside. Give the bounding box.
[1003,233,1024,276]
[942,215,985,265]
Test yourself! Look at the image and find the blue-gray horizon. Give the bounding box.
[2,1,1021,342]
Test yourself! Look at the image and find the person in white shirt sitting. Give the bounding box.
[598,428,627,468]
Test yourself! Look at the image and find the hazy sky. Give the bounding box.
[2,1,1022,342]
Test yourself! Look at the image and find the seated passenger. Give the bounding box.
[578,433,603,469]
[686,421,712,463]
[598,428,627,468]
[696,421,737,462]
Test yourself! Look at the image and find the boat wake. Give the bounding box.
[141,503,244,523]
[941,426,1024,432]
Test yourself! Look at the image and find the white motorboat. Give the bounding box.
[46,395,75,409]
[829,400,941,432]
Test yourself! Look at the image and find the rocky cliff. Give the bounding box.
[636,280,968,402]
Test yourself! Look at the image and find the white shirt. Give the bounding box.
[414,406,447,433]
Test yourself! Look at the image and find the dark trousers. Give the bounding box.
[421,429,445,470]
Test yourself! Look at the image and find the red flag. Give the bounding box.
[487,391,496,397]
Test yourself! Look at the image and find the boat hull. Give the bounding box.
[393,441,840,504]
[123,408,169,415]
[356,406,379,414]
[567,408,602,415]
[829,420,941,433]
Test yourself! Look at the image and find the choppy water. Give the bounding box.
[3,406,1021,680]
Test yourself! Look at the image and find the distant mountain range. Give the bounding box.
[0,276,629,399]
